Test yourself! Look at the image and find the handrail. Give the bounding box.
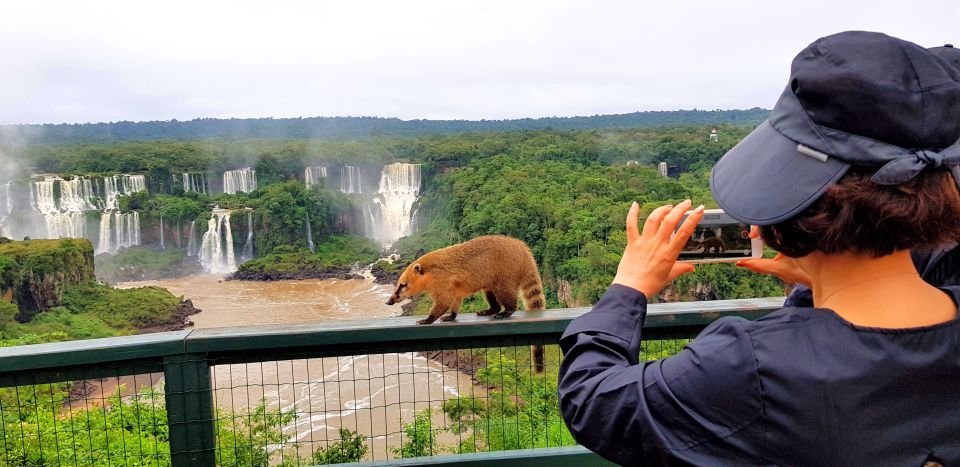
[0,296,785,466]
[0,296,785,375]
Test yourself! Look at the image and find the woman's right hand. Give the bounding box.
[735,226,812,287]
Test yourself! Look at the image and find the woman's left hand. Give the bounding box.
[612,200,704,297]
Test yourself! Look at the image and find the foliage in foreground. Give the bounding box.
[0,385,368,467]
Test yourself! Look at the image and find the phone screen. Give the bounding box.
[675,209,759,263]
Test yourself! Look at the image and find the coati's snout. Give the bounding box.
[387,263,424,305]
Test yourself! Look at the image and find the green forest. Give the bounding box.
[1,108,767,144]
[2,124,786,312]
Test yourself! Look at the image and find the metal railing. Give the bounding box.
[0,297,783,466]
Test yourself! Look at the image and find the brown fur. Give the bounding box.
[387,235,546,324]
[697,236,725,253]
[386,235,547,372]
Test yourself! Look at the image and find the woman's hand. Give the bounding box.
[612,200,704,297]
[736,226,812,287]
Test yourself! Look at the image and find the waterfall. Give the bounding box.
[101,174,147,210]
[120,175,146,194]
[199,209,237,273]
[223,169,257,194]
[159,215,165,250]
[366,163,422,244]
[57,177,96,211]
[44,212,87,239]
[32,179,57,212]
[28,177,99,239]
[97,211,141,253]
[241,211,254,262]
[1,183,10,218]
[97,212,112,253]
[305,167,328,188]
[305,212,316,254]
[186,220,197,257]
[0,183,10,238]
[182,173,208,194]
[340,166,362,194]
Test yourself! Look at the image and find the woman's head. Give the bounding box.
[761,168,960,258]
[710,32,960,231]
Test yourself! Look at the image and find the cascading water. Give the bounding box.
[199,209,237,273]
[3,174,146,242]
[29,176,96,239]
[58,177,96,212]
[340,166,362,194]
[305,167,328,188]
[365,163,422,244]
[0,183,10,238]
[32,179,58,212]
[186,220,198,257]
[223,169,257,194]
[101,174,146,210]
[97,211,141,254]
[241,211,254,262]
[305,211,316,254]
[44,212,87,239]
[159,215,165,250]
[181,173,209,194]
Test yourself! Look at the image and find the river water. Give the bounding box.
[118,275,481,461]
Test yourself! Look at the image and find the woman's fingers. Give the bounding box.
[667,262,695,282]
[670,204,704,254]
[625,202,640,244]
[749,225,761,239]
[736,258,775,274]
[641,204,673,243]
[655,199,693,243]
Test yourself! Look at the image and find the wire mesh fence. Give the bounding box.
[0,331,695,466]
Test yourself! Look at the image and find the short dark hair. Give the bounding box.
[761,169,960,258]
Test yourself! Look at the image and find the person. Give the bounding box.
[743,42,960,304]
[557,31,960,466]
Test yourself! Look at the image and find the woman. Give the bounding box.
[558,31,960,466]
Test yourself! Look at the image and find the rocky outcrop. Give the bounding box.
[227,267,365,281]
[0,238,95,321]
[556,279,588,308]
[370,261,404,285]
[138,299,202,332]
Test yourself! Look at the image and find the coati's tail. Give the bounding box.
[522,280,547,373]
[521,280,546,312]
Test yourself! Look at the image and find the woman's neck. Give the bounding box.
[807,250,956,328]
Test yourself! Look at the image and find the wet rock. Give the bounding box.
[227,267,363,281]
[370,261,405,285]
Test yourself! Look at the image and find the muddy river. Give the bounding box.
[119,275,482,461]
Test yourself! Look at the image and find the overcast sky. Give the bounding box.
[1,0,957,125]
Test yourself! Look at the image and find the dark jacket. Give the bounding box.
[558,284,960,466]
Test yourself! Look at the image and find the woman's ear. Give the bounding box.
[413,263,423,275]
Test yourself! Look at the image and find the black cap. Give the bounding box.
[931,44,960,70]
[711,31,960,226]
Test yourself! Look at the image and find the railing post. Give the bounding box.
[164,353,216,466]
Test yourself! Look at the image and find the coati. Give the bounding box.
[697,236,726,254]
[386,235,546,372]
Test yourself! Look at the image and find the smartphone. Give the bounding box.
[674,209,763,264]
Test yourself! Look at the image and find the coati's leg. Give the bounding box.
[476,291,502,317]
[440,297,463,322]
[417,300,449,325]
[492,293,518,319]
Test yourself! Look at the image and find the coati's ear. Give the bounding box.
[413,263,423,275]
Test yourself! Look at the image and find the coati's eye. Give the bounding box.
[399,283,407,289]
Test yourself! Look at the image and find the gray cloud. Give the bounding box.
[1,0,957,124]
